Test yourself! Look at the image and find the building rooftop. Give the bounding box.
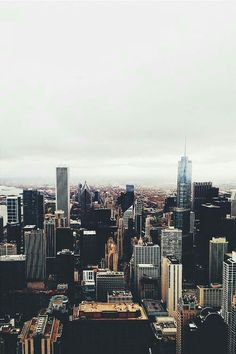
[0,255,25,262]
[142,300,168,316]
[74,302,148,320]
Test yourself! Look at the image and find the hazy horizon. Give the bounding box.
[1,1,236,184]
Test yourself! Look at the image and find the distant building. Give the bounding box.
[80,230,97,267]
[80,182,92,228]
[192,182,218,218]
[6,196,21,224]
[137,264,159,299]
[231,190,236,217]
[23,189,44,229]
[0,254,26,291]
[56,166,70,225]
[134,199,143,236]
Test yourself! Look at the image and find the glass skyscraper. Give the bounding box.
[177,155,192,209]
[56,167,70,225]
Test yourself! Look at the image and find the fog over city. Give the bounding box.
[0,1,236,185]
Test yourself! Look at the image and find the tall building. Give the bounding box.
[173,208,190,234]
[231,190,236,217]
[160,227,182,262]
[229,295,236,354]
[80,230,97,267]
[23,189,44,229]
[144,216,152,242]
[80,181,92,227]
[177,154,192,209]
[0,216,3,240]
[209,237,228,284]
[116,217,124,259]
[161,256,182,319]
[56,166,70,225]
[44,219,56,257]
[6,196,21,224]
[222,251,236,324]
[134,199,143,236]
[24,229,46,281]
[96,270,126,301]
[123,206,133,229]
[55,209,67,228]
[192,182,218,218]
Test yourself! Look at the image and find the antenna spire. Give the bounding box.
[184,136,187,157]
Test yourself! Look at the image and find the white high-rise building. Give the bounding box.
[123,206,133,229]
[209,237,228,284]
[222,251,236,325]
[56,167,70,226]
[6,196,21,224]
[229,295,236,354]
[161,227,182,262]
[161,255,182,319]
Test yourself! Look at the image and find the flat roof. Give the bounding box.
[76,302,148,320]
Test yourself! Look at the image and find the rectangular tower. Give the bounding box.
[56,167,70,226]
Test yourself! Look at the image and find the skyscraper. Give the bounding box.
[177,153,192,209]
[161,255,182,319]
[209,237,228,284]
[6,196,21,224]
[192,182,219,219]
[161,227,182,262]
[134,199,143,236]
[56,167,70,225]
[231,190,236,217]
[80,181,92,227]
[222,251,236,324]
[229,295,236,354]
[23,189,44,229]
[44,219,56,257]
[24,229,46,281]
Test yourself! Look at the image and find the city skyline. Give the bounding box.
[0,1,236,185]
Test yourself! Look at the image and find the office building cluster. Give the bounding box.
[0,157,236,354]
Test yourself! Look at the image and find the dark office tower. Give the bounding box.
[93,190,101,204]
[209,237,228,284]
[164,196,177,213]
[80,182,92,227]
[117,185,135,213]
[24,229,46,281]
[134,199,143,236]
[0,255,26,291]
[0,216,3,241]
[77,183,83,203]
[56,166,70,225]
[7,223,22,253]
[56,227,73,252]
[212,195,231,217]
[56,249,74,286]
[45,219,56,257]
[222,215,236,251]
[185,308,227,354]
[192,182,219,218]
[6,196,21,224]
[23,189,44,229]
[177,153,192,209]
[198,204,223,264]
[80,230,97,267]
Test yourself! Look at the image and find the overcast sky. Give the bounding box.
[0,1,236,186]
